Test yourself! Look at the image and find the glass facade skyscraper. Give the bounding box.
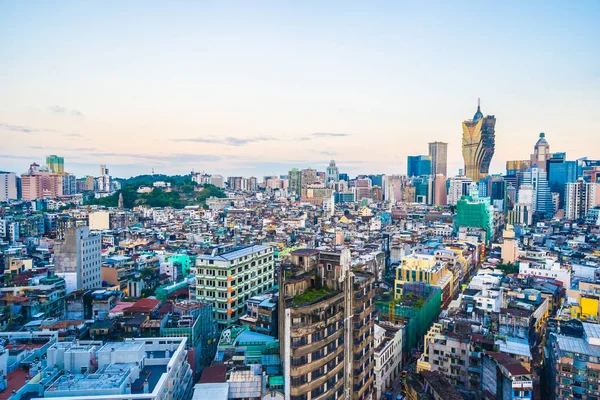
[407,155,432,177]
[547,153,577,207]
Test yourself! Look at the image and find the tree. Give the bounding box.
[496,262,519,275]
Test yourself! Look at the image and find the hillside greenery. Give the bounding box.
[86,176,226,209]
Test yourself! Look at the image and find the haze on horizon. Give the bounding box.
[1,1,599,178]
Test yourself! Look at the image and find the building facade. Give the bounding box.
[461,100,496,182]
[194,244,275,330]
[429,141,448,177]
[54,226,102,294]
[0,171,18,201]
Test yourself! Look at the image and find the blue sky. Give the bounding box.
[1,1,599,178]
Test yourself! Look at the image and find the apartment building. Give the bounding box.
[279,248,375,400]
[195,244,275,330]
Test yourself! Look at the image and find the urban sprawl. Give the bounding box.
[1,102,600,400]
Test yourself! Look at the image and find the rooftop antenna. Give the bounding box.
[477,97,481,111]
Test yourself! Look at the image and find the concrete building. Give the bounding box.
[500,226,519,264]
[521,167,553,217]
[461,100,496,183]
[447,176,473,206]
[288,168,302,198]
[12,337,193,400]
[194,245,275,330]
[89,210,111,230]
[326,160,339,183]
[54,226,102,294]
[565,178,600,220]
[0,171,18,201]
[433,174,447,206]
[429,141,448,177]
[373,323,403,399]
[21,171,63,200]
[279,248,376,400]
[46,154,65,174]
[394,254,454,305]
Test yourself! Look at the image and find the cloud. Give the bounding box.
[174,136,276,146]
[62,133,85,138]
[85,151,222,163]
[320,151,337,156]
[0,154,34,159]
[311,132,351,138]
[48,105,84,117]
[0,123,40,133]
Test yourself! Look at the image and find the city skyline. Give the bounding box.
[1,1,599,178]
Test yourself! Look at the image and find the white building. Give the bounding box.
[474,288,503,313]
[373,323,403,399]
[0,171,18,201]
[519,259,571,288]
[54,226,102,293]
[195,245,275,330]
[17,337,193,400]
[447,176,473,205]
[565,179,600,220]
[89,210,111,230]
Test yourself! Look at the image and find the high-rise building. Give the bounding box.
[301,168,318,188]
[433,174,447,206]
[383,175,403,203]
[46,154,65,174]
[326,160,339,183]
[288,168,302,197]
[413,175,432,204]
[279,249,375,400]
[461,100,496,182]
[521,167,553,217]
[547,153,577,208]
[54,226,102,294]
[339,173,349,182]
[506,160,531,176]
[565,178,600,220]
[194,245,275,330]
[0,171,18,201]
[354,178,372,200]
[530,132,550,171]
[428,142,448,177]
[447,176,473,206]
[21,171,63,200]
[61,173,77,195]
[98,164,111,192]
[407,155,432,177]
[455,186,494,244]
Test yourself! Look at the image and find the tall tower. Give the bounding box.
[428,142,448,176]
[326,160,339,183]
[530,132,550,171]
[461,99,496,182]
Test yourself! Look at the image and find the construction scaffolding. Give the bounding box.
[376,282,442,356]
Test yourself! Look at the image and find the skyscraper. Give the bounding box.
[54,226,102,294]
[521,167,553,217]
[530,132,550,171]
[407,155,432,177]
[428,141,448,176]
[0,171,18,201]
[326,160,339,183]
[565,178,600,220]
[288,168,301,197]
[46,154,65,174]
[461,100,496,182]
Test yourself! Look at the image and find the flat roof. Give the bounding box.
[192,383,229,400]
[198,245,271,261]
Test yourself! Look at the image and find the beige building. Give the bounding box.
[89,210,111,230]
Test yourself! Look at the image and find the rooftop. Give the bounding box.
[198,244,272,261]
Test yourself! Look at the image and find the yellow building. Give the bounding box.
[394,254,455,303]
[569,281,600,322]
[461,100,496,183]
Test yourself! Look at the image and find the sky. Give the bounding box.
[1,1,599,179]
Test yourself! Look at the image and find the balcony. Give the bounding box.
[291,345,344,377]
[292,329,343,357]
[290,361,344,397]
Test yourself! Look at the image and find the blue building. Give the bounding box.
[407,155,432,177]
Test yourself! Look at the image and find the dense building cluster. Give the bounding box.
[2,103,600,400]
